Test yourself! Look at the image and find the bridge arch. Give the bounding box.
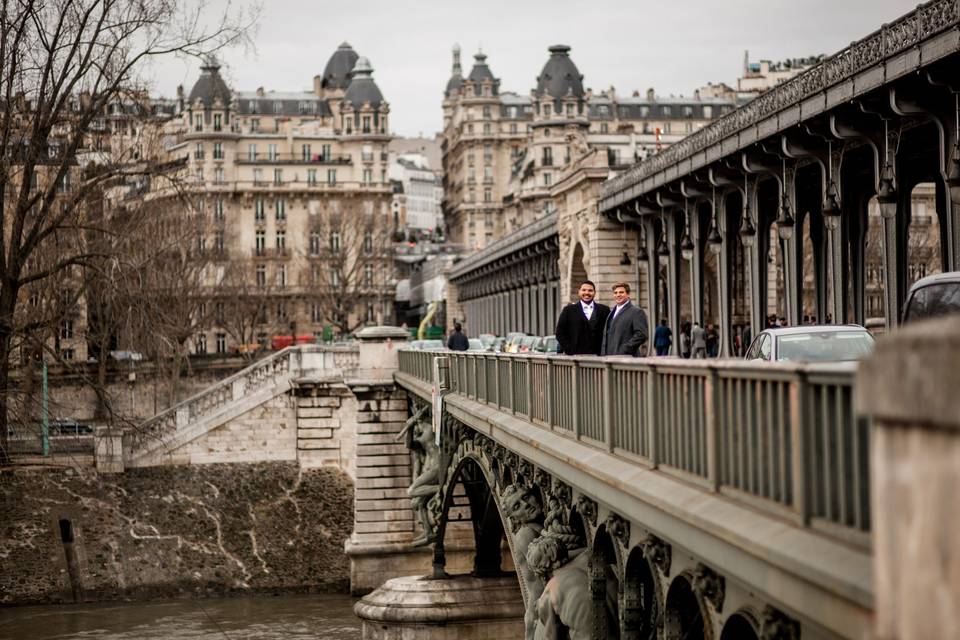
[622,545,662,640]
[588,525,621,638]
[719,609,760,640]
[664,572,712,640]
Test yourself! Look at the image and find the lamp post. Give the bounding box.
[822,141,842,230]
[680,200,694,261]
[740,179,756,249]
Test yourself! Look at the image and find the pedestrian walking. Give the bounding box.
[705,323,719,358]
[691,322,706,359]
[653,318,672,356]
[446,322,469,351]
[555,280,611,356]
[681,322,691,359]
[600,283,648,356]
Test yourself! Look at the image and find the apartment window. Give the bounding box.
[365,303,375,323]
[703,105,713,118]
[214,198,224,220]
[253,168,264,184]
[195,334,207,354]
[566,103,575,116]
[600,123,609,134]
[683,105,694,117]
[255,230,265,255]
[251,118,260,132]
[321,144,331,161]
[214,168,224,184]
[362,116,371,133]
[255,199,265,222]
[309,231,320,256]
[482,106,492,119]
[662,105,673,117]
[468,168,475,183]
[484,188,492,203]
[544,172,552,186]
[213,114,222,131]
[307,169,317,185]
[194,116,202,132]
[327,169,337,185]
[330,268,340,287]
[484,165,493,181]
[544,103,552,116]
[194,143,204,160]
[330,231,341,252]
[215,302,225,324]
[542,147,553,166]
[275,199,286,220]
[214,230,225,252]
[266,144,277,161]
[364,264,374,287]
[60,319,74,340]
[213,142,223,159]
[278,264,287,288]
[468,189,476,203]
[195,168,204,182]
[276,230,286,252]
[311,303,322,323]
[273,168,283,185]
[363,169,372,184]
[483,123,491,135]
[277,301,287,320]
[484,144,493,160]
[216,333,226,354]
[467,124,474,134]
[510,123,518,134]
[247,144,257,161]
[256,264,266,287]
[363,231,373,254]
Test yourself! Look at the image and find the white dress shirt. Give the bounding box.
[580,301,594,320]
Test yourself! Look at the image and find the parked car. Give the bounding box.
[478,334,497,349]
[467,339,486,351]
[902,271,960,324]
[421,339,445,350]
[744,325,875,363]
[533,335,559,353]
[503,333,527,353]
[490,337,506,353]
[517,336,540,353]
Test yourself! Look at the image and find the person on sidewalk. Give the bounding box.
[446,322,469,351]
[653,318,672,356]
[600,283,648,357]
[691,322,707,359]
[555,280,611,356]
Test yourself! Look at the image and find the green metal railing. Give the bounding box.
[397,349,868,546]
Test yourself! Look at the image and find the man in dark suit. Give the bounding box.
[601,282,649,356]
[555,280,611,356]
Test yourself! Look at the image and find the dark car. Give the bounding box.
[902,271,960,324]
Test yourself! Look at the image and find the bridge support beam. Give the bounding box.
[858,316,960,640]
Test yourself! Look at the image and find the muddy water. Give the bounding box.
[0,594,360,640]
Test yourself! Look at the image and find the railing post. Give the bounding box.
[572,360,581,441]
[546,359,554,430]
[525,359,533,421]
[509,357,516,415]
[646,363,659,468]
[790,370,809,525]
[603,362,614,452]
[494,355,501,408]
[704,365,720,491]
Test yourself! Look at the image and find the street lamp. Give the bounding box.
[740,176,756,248]
[777,195,794,240]
[656,227,670,264]
[707,222,723,255]
[680,200,694,261]
[877,161,898,220]
[822,141,842,230]
[637,224,649,262]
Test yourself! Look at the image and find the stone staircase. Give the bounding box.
[124,345,359,467]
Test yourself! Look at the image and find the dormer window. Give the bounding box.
[213,114,222,131]
[544,103,552,117]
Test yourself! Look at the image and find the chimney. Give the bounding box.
[313,74,322,97]
[646,87,655,102]
[256,86,265,97]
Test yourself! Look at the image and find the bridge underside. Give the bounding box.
[396,370,870,640]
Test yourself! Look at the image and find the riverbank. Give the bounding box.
[0,462,354,605]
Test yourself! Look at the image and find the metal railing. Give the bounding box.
[397,350,868,546]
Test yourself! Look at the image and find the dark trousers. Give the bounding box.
[655,345,669,356]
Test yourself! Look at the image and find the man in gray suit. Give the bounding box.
[601,283,649,356]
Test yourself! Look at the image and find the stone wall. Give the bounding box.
[0,462,354,604]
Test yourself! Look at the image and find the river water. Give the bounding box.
[0,594,360,640]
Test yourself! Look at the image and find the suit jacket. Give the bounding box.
[601,301,649,356]
[555,301,611,356]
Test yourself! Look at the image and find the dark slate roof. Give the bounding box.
[322,42,359,91]
[446,73,463,96]
[188,57,232,108]
[342,57,385,109]
[234,91,333,117]
[535,45,584,101]
[467,53,496,85]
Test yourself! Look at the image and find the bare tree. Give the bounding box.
[216,254,285,359]
[0,0,255,462]
[304,200,393,335]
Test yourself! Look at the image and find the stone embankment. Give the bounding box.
[0,461,353,604]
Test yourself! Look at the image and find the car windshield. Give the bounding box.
[544,337,558,352]
[467,339,485,350]
[776,331,874,362]
[422,340,444,350]
[905,282,960,322]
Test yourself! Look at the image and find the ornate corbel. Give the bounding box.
[692,563,725,613]
[604,513,630,548]
[639,534,671,576]
[575,494,598,527]
[552,479,572,508]
[759,605,800,640]
[517,459,533,484]
[534,467,552,493]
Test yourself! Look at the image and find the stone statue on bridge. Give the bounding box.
[502,484,545,639]
[397,404,445,547]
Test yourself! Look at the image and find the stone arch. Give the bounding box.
[719,609,760,640]
[589,525,622,639]
[569,242,589,301]
[664,573,712,640]
[622,546,661,640]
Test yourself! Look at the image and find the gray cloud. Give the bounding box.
[148,0,916,137]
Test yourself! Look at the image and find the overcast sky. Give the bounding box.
[149,0,916,138]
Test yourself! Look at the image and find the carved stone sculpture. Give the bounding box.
[692,563,725,613]
[760,605,801,640]
[396,405,443,546]
[502,483,546,639]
